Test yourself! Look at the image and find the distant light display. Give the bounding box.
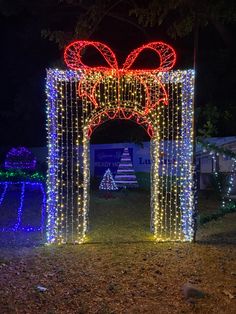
[46,40,195,244]
[0,170,45,182]
[5,147,36,170]
[114,148,139,188]
[204,145,236,208]
[0,182,46,232]
[99,168,118,191]
[1,151,45,232]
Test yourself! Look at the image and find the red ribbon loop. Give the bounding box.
[64,40,176,72]
[122,41,176,72]
[64,40,176,134]
[64,40,118,71]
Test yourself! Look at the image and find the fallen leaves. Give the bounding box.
[223,289,235,300]
[0,194,235,313]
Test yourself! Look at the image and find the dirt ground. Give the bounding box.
[0,191,235,314]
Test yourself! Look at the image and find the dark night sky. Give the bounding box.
[0,3,235,147]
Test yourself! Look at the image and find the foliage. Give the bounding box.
[198,121,217,138]
[199,201,236,224]
[131,0,236,137]
[40,0,150,47]
[197,140,236,215]
[198,139,236,159]
[197,104,219,137]
[197,103,236,138]
[130,0,236,39]
[0,0,236,146]
[1,0,235,45]
[209,172,227,200]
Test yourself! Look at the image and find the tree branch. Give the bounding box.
[107,12,150,40]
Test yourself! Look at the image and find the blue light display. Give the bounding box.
[0,182,46,232]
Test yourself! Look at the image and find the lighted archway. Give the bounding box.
[85,107,155,138]
[46,40,195,244]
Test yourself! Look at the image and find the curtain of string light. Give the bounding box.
[46,41,195,244]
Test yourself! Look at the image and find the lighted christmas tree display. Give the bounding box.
[99,168,118,191]
[114,148,139,188]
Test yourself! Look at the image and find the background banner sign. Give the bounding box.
[94,148,133,177]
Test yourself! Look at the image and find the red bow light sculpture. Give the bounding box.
[64,41,176,137]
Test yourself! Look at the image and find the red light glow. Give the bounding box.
[64,40,176,137]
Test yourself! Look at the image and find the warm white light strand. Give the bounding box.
[46,69,195,243]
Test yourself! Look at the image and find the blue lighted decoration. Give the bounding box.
[5,147,36,170]
[0,182,46,232]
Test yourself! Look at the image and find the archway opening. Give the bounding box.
[88,118,153,243]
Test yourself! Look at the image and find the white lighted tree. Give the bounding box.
[99,168,118,191]
[114,147,139,188]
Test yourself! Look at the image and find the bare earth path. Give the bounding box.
[0,191,235,314]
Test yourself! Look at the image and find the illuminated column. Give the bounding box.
[46,70,85,244]
[150,135,161,236]
[46,70,59,243]
[81,125,90,242]
[180,70,195,241]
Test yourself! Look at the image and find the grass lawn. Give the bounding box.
[0,189,235,313]
[88,190,152,243]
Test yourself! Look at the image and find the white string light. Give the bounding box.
[46,68,195,244]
